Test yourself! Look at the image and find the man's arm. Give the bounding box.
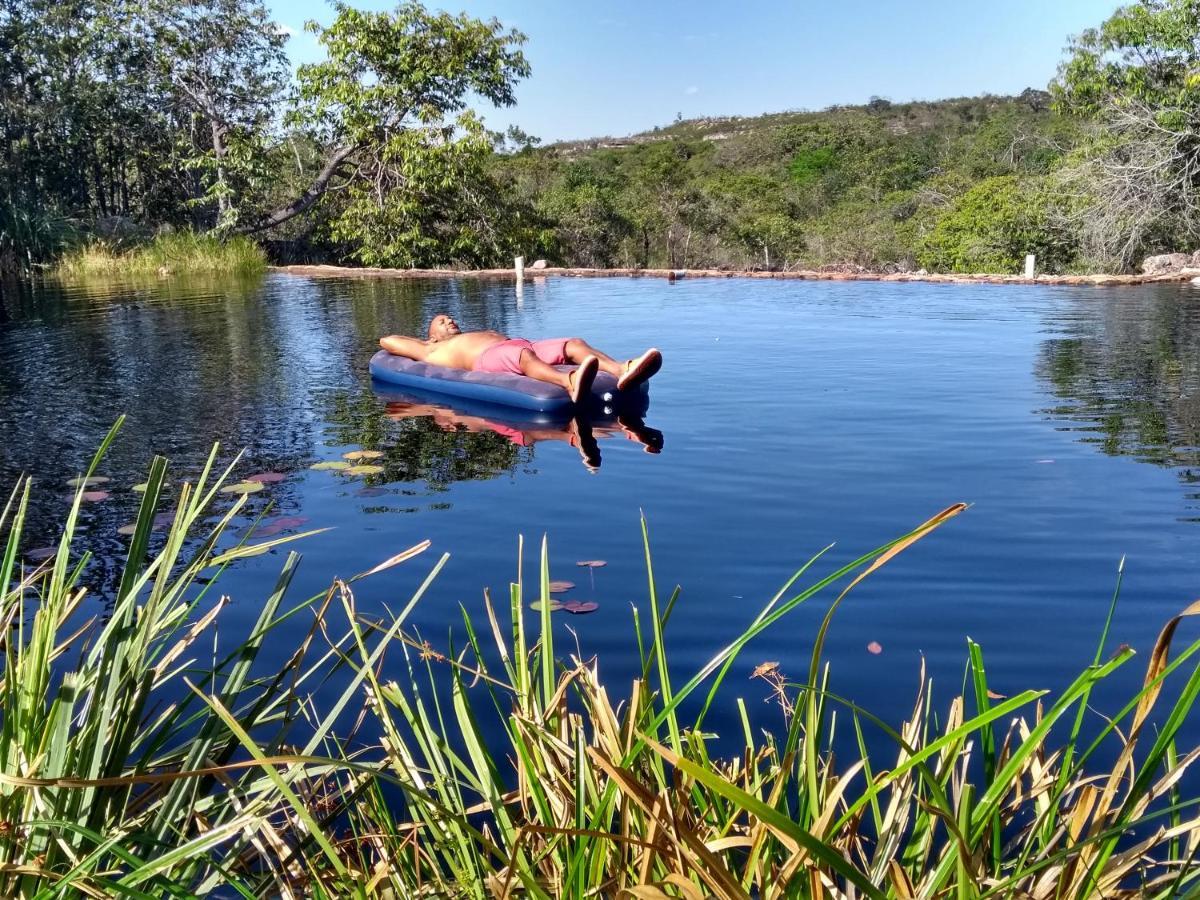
[379,334,431,360]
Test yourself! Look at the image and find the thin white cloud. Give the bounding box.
[275,23,297,37]
[684,86,700,96]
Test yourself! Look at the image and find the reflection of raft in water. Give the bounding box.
[368,350,648,417]
[370,378,661,470]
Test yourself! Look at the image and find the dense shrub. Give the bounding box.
[917,175,1078,273]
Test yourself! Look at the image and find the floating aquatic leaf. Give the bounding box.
[80,490,110,502]
[311,461,351,471]
[26,546,58,561]
[356,487,388,497]
[345,464,384,476]
[867,641,883,655]
[548,580,575,593]
[130,482,153,493]
[244,515,311,539]
[117,524,138,537]
[67,475,110,488]
[529,600,564,612]
[221,481,264,495]
[986,689,1007,700]
[575,560,607,568]
[343,450,383,461]
[561,600,599,615]
[245,472,287,484]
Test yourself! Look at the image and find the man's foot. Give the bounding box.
[617,414,664,454]
[568,355,599,405]
[617,348,662,392]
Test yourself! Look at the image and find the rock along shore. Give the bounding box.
[272,264,1198,287]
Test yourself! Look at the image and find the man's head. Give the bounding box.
[427,313,461,341]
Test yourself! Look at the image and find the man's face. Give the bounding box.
[428,314,461,341]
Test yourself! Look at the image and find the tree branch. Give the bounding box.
[235,143,362,234]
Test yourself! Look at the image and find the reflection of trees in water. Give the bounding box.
[1036,290,1200,486]
[322,388,529,488]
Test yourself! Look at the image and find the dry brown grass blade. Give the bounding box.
[840,503,968,599]
[1132,597,1200,735]
[1086,598,1200,847]
[351,539,431,581]
[152,596,229,681]
[887,859,916,898]
[662,872,707,900]
[586,748,751,900]
[619,887,674,900]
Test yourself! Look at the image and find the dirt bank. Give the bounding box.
[271,264,1198,287]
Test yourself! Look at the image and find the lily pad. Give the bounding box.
[548,580,575,593]
[345,464,385,476]
[80,490,110,502]
[575,560,607,568]
[356,487,388,498]
[866,641,883,655]
[67,475,110,488]
[529,600,564,612]
[343,450,383,461]
[26,546,58,561]
[311,461,352,471]
[220,481,265,495]
[248,515,310,537]
[245,472,287,484]
[560,600,599,615]
[131,481,172,493]
[117,524,138,536]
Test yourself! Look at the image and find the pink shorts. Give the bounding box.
[473,337,570,375]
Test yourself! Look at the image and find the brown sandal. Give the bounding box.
[569,355,599,405]
[617,348,662,391]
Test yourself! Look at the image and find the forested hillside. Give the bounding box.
[4,0,1199,276]
[493,92,1081,273]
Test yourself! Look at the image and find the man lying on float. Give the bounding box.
[379,313,662,405]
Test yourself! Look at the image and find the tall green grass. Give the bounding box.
[4,430,1200,896]
[0,200,76,275]
[54,231,267,278]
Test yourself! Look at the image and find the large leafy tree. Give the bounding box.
[243,1,532,267]
[1054,0,1200,266]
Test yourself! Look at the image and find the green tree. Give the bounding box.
[244,0,531,265]
[1054,0,1200,266]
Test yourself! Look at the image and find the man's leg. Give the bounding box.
[560,338,624,378]
[518,349,598,404]
[557,339,662,391]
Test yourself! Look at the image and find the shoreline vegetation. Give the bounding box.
[273,262,1200,287]
[4,426,1200,896]
[54,232,268,278]
[9,2,1200,280]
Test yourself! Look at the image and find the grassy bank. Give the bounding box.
[54,231,267,278]
[4,424,1200,896]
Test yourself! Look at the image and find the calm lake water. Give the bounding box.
[3,272,1200,737]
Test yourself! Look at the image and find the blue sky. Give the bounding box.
[268,0,1123,143]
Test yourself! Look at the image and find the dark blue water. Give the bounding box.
[3,273,1200,738]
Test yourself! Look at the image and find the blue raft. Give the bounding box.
[368,350,645,415]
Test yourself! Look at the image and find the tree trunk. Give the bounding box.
[211,120,230,220]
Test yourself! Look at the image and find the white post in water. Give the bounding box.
[514,256,525,281]
[1024,254,1036,279]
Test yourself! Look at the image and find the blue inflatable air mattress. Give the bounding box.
[368,350,643,414]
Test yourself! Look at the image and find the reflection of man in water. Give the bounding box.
[379,314,662,405]
[383,399,663,473]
